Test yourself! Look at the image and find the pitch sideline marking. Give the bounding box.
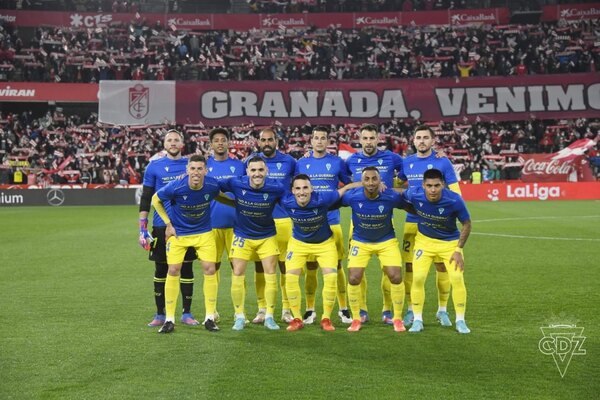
[472,232,600,242]
[474,215,600,223]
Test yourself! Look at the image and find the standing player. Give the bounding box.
[402,169,472,334]
[247,128,297,324]
[341,167,412,332]
[345,123,403,324]
[281,175,362,332]
[150,155,224,333]
[399,125,462,328]
[138,129,200,327]
[206,128,245,314]
[218,156,287,331]
[295,126,353,324]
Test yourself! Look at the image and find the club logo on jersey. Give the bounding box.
[209,167,213,172]
[183,195,188,200]
[438,208,444,214]
[428,164,433,169]
[165,167,169,172]
[357,159,362,163]
[378,159,384,165]
[419,202,423,207]
[230,166,236,173]
[358,202,363,209]
[242,190,247,196]
[291,209,295,213]
[410,163,414,169]
[263,193,269,200]
[326,163,331,171]
[306,164,310,169]
[276,163,282,170]
[313,209,318,215]
[204,194,210,201]
[378,205,385,213]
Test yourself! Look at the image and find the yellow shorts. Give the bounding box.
[275,217,292,262]
[347,238,402,268]
[230,234,279,261]
[213,227,234,263]
[401,222,418,263]
[286,236,338,271]
[307,224,344,262]
[403,223,443,264]
[413,233,460,272]
[166,231,217,265]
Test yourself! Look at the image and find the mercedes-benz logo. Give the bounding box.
[47,189,65,206]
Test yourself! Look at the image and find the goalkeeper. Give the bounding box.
[138,130,200,327]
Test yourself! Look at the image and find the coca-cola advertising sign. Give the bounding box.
[459,182,600,202]
[518,139,596,182]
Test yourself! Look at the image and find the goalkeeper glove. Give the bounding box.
[138,218,154,250]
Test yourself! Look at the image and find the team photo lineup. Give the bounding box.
[138,123,472,334]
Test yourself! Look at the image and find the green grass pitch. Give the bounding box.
[1,200,599,399]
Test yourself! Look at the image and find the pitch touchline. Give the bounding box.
[472,232,600,241]
[474,215,600,223]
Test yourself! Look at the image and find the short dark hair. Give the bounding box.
[414,124,435,137]
[312,126,329,135]
[291,173,311,188]
[188,154,206,164]
[246,155,266,165]
[362,166,379,174]
[359,123,378,134]
[423,168,444,181]
[209,127,230,141]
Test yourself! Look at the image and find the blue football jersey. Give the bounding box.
[279,191,339,243]
[155,175,220,236]
[295,153,351,225]
[247,151,296,219]
[142,156,188,227]
[341,188,408,243]
[400,153,459,223]
[345,149,403,187]
[402,187,470,241]
[219,176,286,239]
[207,156,245,229]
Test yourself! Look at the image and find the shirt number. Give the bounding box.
[232,236,246,248]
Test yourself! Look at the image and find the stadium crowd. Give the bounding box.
[0,15,598,83]
[1,110,599,185]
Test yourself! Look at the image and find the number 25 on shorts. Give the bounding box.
[232,236,245,248]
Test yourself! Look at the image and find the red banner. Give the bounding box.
[0,82,98,102]
[518,139,597,182]
[0,8,510,30]
[175,73,600,125]
[460,181,600,201]
[541,3,600,22]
